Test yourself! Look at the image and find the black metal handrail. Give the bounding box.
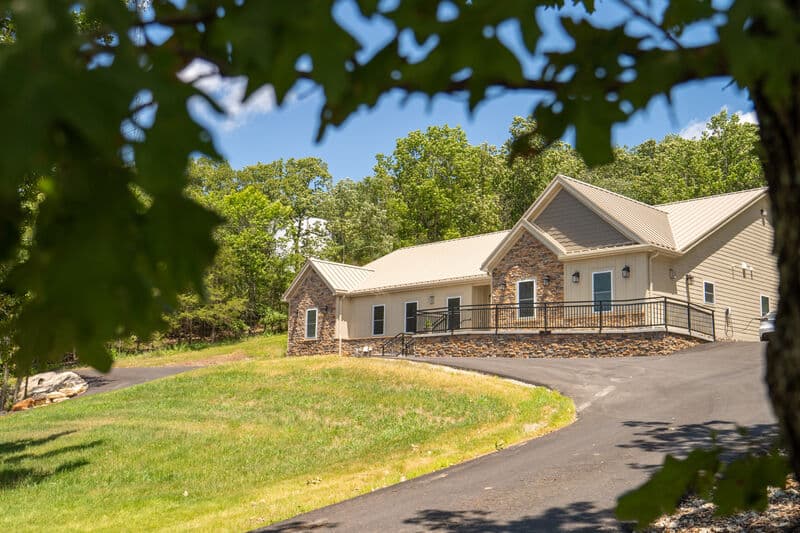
[414,296,715,340]
[380,332,415,357]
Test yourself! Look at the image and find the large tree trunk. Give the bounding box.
[753,86,800,477]
[0,360,8,412]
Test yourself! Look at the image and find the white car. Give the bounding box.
[759,311,776,341]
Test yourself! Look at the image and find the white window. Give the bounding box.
[404,301,418,333]
[517,279,536,318]
[305,308,318,339]
[761,295,771,317]
[372,305,385,336]
[703,281,715,304]
[592,271,613,312]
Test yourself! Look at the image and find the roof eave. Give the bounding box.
[281,259,339,302]
[522,220,568,256]
[481,178,569,272]
[558,244,680,261]
[281,262,313,302]
[346,274,491,296]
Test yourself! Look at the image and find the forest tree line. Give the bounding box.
[152,109,762,348]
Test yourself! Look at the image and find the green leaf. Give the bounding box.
[662,0,717,36]
[616,448,720,530]
[714,453,791,515]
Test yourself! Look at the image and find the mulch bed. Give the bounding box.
[648,477,800,532]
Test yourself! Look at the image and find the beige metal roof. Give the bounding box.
[309,258,373,293]
[349,230,510,293]
[285,177,768,300]
[656,187,767,250]
[558,175,677,250]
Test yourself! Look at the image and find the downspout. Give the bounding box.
[337,295,343,357]
[648,252,660,297]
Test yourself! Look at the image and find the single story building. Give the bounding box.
[283,175,777,357]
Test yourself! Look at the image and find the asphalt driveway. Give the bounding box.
[263,342,775,532]
[75,366,195,396]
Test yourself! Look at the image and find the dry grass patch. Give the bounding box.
[112,334,286,368]
[1,355,574,531]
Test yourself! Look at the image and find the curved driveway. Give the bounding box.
[264,342,775,532]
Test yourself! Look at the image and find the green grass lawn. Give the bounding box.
[1,352,574,531]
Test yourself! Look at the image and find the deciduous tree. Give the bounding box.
[373,125,504,244]
[498,116,587,225]
[2,2,799,523]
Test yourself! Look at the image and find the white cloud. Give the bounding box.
[737,110,758,125]
[678,118,708,140]
[275,217,329,256]
[179,59,277,131]
[679,106,759,140]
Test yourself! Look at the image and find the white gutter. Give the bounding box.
[559,244,679,261]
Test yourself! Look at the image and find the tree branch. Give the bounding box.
[617,0,683,50]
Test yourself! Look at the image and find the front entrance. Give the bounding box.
[592,271,613,312]
[405,301,418,333]
[447,297,461,330]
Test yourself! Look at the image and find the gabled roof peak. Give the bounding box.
[282,257,374,301]
[557,174,669,214]
[554,175,676,250]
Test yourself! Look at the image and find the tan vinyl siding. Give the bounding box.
[563,252,650,301]
[668,199,777,340]
[472,285,490,306]
[341,283,486,339]
[650,256,677,295]
[533,190,634,252]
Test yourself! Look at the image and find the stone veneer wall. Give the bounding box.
[491,231,563,305]
[290,330,702,358]
[287,337,388,357]
[286,268,337,356]
[410,331,701,358]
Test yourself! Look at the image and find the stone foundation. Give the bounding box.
[288,331,702,358]
[287,338,384,357]
[409,331,701,358]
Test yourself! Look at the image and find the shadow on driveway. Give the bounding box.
[618,420,780,471]
[402,502,618,532]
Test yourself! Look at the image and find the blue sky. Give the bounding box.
[185,1,753,181]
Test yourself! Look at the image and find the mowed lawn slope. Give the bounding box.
[112,334,287,368]
[1,348,574,531]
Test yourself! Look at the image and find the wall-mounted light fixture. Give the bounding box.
[686,274,694,284]
[428,295,435,305]
[572,271,580,284]
[323,305,329,312]
[543,275,551,286]
[669,268,677,281]
[740,262,754,279]
[621,265,631,279]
